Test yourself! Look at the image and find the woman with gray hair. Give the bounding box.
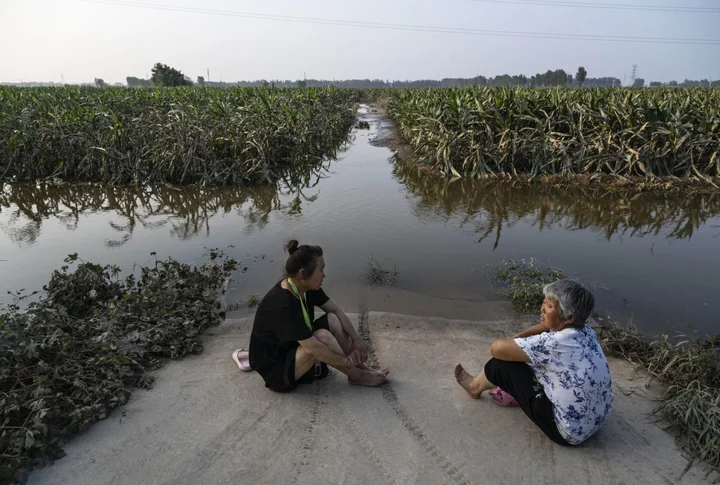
[454,279,614,445]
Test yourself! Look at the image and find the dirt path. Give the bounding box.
[27,312,715,485]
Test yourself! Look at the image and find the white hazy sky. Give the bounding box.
[1,0,718,84]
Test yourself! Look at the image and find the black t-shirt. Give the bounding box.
[249,280,330,375]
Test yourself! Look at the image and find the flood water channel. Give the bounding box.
[1,106,719,336]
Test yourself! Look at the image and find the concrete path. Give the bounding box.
[28,313,714,485]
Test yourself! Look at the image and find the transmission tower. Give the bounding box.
[631,64,638,84]
[207,68,210,83]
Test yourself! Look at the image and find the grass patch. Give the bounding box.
[0,251,236,483]
[364,256,398,287]
[494,258,565,312]
[598,321,720,472]
[246,293,261,308]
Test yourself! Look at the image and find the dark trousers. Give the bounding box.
[484,358,570,446]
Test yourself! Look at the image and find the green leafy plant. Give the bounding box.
[494,258,564,312]
[364,256,398,287]
[0,252,236,483]
[598,321,720,472]
[246,293,261,308]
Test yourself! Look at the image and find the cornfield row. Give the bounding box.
[377,87,720,183]
[0,86,357,186]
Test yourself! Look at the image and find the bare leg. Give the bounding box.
[297,329,386,387]
[326,314,389,376]
[294,345,318,380]
[454,364,495,399]
[294,327,346,380]
[326,313,352,354]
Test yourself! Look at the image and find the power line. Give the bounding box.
[470,0,720,14]
[81,0,720,45]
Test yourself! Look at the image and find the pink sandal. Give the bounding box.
[489,387,519,407]
[232,348,252,372]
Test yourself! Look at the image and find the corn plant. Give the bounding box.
[0,86,358,186]
[378,87,720,184]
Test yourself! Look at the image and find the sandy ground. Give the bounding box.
[27,312,715,485]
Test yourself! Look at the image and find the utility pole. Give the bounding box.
[631,64,638,85]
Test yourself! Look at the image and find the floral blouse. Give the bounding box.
[515,326,614,444]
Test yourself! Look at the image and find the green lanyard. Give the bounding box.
[287,278,312,330]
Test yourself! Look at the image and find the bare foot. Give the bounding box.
[358,362,390,376]
[348,369,387,387]
[454,364,482,399]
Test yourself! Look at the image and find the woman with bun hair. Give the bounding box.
[248,240,388,392]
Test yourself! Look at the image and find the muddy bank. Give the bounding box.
[27,313,715,485]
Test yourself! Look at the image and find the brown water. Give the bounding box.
[1,106,719,335]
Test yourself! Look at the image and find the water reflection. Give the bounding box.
[3,156,720,251]
[0,161,333,246]
[393,160,720,248]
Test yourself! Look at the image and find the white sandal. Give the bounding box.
[231,348,252,372]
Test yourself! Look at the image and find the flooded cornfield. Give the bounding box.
[2,106,719,336]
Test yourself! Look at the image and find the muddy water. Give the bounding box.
[1,106,719,335]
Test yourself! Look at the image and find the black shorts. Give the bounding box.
[262,314,330,393]
[484,358,570,446]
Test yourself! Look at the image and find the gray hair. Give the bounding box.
[542,279,595,324]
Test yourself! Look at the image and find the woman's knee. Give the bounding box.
[326,313,341,332]
[484,358,523,385]
[314,328,335,345]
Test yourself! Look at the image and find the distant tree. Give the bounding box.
[527,69,572,87]
[296,79,307,88]
[197,76,205,86]
[632,78,645,88]
[94,78,107,88]
[583,77,621,87]
[667,80,678,87]
[649,81,663,87]
[677,79,717,87]
[151,63,192,87]
[576,66,587,87]
[126,76,153,87]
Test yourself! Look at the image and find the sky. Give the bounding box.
[1,0,719,85]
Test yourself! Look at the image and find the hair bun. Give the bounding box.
[285,239,299,255]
